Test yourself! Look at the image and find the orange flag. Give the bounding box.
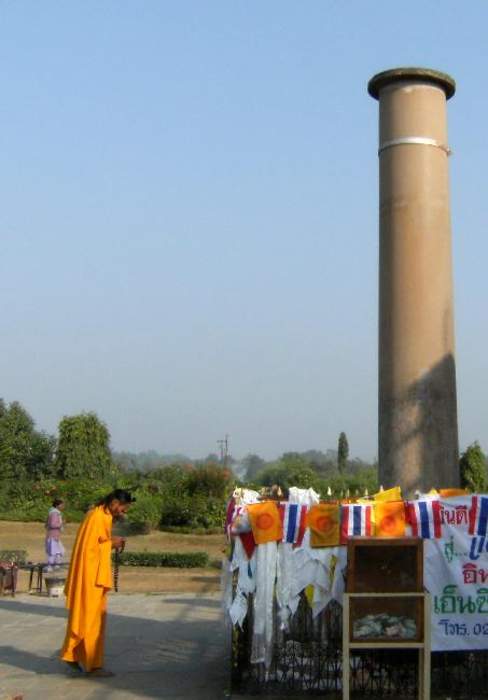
[247,501,282,544]
[439,488,468,498]
[374,500,406,537]
[307,504,340,547]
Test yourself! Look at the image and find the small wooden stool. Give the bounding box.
[28,563,45,593]
[0,563,18,597]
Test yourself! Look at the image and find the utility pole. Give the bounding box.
[217,434,229,468]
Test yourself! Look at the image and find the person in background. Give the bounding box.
[45,498,65,572]
[60,489,135,677]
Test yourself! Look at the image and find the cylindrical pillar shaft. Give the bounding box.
[368,68,459,496]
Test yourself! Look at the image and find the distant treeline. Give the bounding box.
[113,447,380,498]
[1,398,486,533]
[113,450,194,472]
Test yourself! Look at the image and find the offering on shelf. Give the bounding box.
[353,613,417,640]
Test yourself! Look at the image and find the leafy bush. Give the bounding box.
[157,492,192,527]
[460,442,488,492]
[256,461,322,492]
[116,551,209,568]
[158,492,225,530]
[0,460,229,531]
[0,479,57,521]
[0,477,121,523]
[127,493,163,534]
[185,464,232,499]
[149,465,191,492]
[325,468,378,497]
[57,482,107,520]
[190,495,225,529]
[0,550,27,565]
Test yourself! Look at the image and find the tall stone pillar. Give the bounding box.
[368,67,460,496]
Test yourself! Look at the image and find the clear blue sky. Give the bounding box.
[1,2,487,460]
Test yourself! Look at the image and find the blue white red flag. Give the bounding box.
[279,503,307,544]
[406,499,442,539]
[340,504,373,542]
[469,495,488,537]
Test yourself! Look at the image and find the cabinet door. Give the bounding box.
[347,538,423,593]
[349,596,423,642]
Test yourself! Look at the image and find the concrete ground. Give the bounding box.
[0,593,460,700]
[0,592,231,700]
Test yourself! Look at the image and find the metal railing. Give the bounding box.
[231,592,488,698]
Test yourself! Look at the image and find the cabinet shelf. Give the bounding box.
[342,538,430,700]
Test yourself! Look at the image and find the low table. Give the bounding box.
[27,563,68,594]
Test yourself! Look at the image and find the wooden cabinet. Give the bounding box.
[347,536,423,593]
[342,538,430,700]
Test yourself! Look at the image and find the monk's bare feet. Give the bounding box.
[89,668,114,677]
[64,661,83,675]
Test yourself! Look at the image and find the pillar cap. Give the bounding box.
[368,67,456,100]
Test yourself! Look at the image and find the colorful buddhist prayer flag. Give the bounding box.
[247,501,282,544]
[469,495,488,537]
[230,505,252,535]
[239,531,256,559]
[340,503,373,542]
[439,488,469,498]
[373,486,402,502]
[307,504,340,547]
[295,507,308,548]
[407,499,442,539]
[279,503,308,544]
[374,500,406,537]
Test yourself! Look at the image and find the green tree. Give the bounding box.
[28,431,57,478]
[186,464,232,499]
[198,453,221,465]
[337,432,349,474]
[256,453,321,492]
[55,412,113,480]
[0,400,55,479]
[242,453,266,482]
[460,442,488,492]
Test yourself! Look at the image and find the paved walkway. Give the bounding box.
[0,593,230,700]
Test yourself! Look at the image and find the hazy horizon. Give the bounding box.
[2,2,488,463]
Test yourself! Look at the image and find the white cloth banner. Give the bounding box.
[425,496,488,650]
[251,541,278,669]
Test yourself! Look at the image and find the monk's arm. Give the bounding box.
[98,534,125,549]
[93,510,113,589]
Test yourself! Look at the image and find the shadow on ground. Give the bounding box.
[0,594,229,699]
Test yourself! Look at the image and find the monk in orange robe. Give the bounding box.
[60,489,134,677]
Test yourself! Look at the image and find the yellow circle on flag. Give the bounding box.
[380,515,396,534]
[256,513,274,530]
[316,515,333,533]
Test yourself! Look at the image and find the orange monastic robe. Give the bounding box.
[60,505,113,671]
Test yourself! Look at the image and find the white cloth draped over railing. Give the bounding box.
[223,487,346,669]
[224,492,488,659]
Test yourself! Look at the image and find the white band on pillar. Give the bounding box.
[378,136,451,156]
